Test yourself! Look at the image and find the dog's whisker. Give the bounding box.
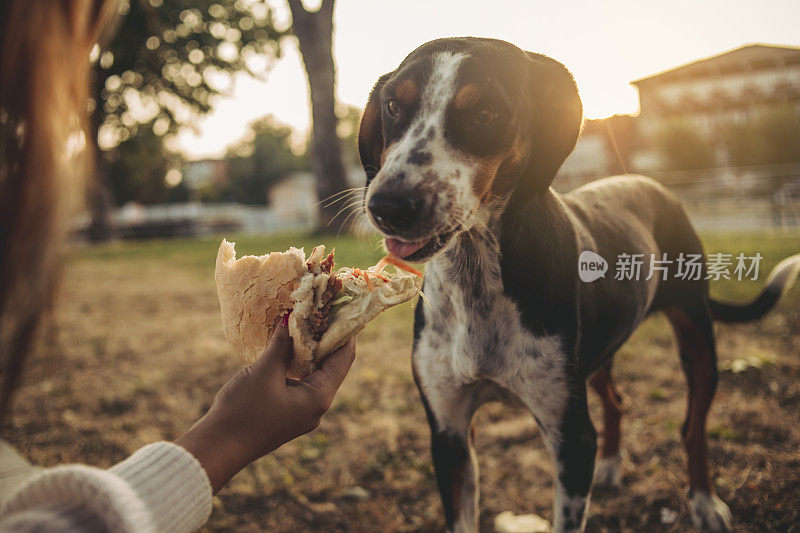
[336,206,363,239]
[326,199,364,228]
[317,187,367,207]
[322,190,363,209]
[353,212,378,244]
[331,198,367,227]
[321,190,366,210]
[318,189,354,207]
[372,237,387,254]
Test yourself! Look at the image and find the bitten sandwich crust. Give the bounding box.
[214,239,306,363]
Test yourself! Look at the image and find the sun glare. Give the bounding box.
[575,78,641,120]
[176,0,800,159]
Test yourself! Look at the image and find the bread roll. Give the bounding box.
[214,239,306,363]
[215,239,423,375]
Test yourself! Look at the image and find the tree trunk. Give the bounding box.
[288,0,350,232]
[86,70,115,242]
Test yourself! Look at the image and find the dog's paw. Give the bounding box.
[593,454,621,488]
[690,490,733,531]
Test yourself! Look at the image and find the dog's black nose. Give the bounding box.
[368,192,424,234]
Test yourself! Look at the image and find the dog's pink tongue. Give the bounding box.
[385,237,427,259]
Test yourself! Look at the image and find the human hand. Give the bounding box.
[176,321,355,493]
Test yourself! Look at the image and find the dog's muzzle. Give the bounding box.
[367,191,425,235]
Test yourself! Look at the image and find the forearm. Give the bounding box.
[0,442,212,532]
[175,332,355,495]
[175,414,252,495]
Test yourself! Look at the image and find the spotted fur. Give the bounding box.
[359,37,798,533]
[364,52,481,245]
[413,210,576,531]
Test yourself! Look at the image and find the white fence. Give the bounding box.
[99,167,800,239]
[109,202,317,238]
[682,198,800,231]
[558,165,800,231]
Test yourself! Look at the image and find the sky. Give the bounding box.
[175,0,800,160]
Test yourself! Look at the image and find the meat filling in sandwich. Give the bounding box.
[214,239,423,376]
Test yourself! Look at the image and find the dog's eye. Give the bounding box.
[386,99,400,117]
[473,108,498,126]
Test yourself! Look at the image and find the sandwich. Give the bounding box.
[214,239,423,375]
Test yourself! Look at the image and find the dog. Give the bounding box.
[356,37,800,532]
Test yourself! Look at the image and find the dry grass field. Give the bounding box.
[4,231,799,532]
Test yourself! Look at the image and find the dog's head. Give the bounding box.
[358,37,582,261]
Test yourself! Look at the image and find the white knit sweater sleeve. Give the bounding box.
[0,442,212,532]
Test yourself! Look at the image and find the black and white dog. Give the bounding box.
[356,37,800,532]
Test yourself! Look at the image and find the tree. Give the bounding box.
[106,123,188,205]
[94,0,354,230]
[654,119,717,172]
[96,0,284,145]
[223,116,305,204]
[336,103,363,168]
[90,0,285,236]
[287,0,349,231]
[724,105,800,167]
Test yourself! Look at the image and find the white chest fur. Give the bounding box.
[412,226,569,433]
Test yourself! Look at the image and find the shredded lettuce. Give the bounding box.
[331,294,353,306]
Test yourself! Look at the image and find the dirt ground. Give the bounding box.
[4,232,799,532]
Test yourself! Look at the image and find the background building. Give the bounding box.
[557,43,800,229]
[632,43,800,170]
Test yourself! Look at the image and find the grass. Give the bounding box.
[4,229,799,532]
[74,231,390,278]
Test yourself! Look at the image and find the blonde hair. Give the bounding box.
[0,0,118,422]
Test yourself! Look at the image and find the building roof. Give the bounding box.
[631,44,800,86]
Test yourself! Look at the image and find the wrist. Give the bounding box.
[176,413,250,494]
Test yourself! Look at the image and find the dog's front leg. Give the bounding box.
[413,364,483,533]
[510,370,597,533]
[549,392,596,533]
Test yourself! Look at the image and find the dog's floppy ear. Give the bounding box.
[517,52,583,196]
[358,72,394,182]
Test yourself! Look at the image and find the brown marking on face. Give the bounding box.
[380,141,397,166]
[359,100,383,167]
[470,137,526,202]
[490,138,527,197]
[360,100,379,137]
[470,156,504,202]
[395,79,418,105]
[453,84,481,110]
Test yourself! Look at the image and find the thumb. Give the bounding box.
[253,319,293,380]
[302,339,355,400]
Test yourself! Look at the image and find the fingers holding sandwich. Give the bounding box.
[253,314,294,382]
[176,321,356,494]
[295,339,356,416]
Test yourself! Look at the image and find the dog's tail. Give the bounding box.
[709,254,800,323]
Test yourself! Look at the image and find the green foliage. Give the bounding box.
[106,123,188,205]
[723,105,800,167]
[648,388,667,401]
[336,103,362,168]
[708,424,745,442]
[220,117,306,204]
[215,106,359,204]
[654,119,717,171]
[97,0,284,146]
